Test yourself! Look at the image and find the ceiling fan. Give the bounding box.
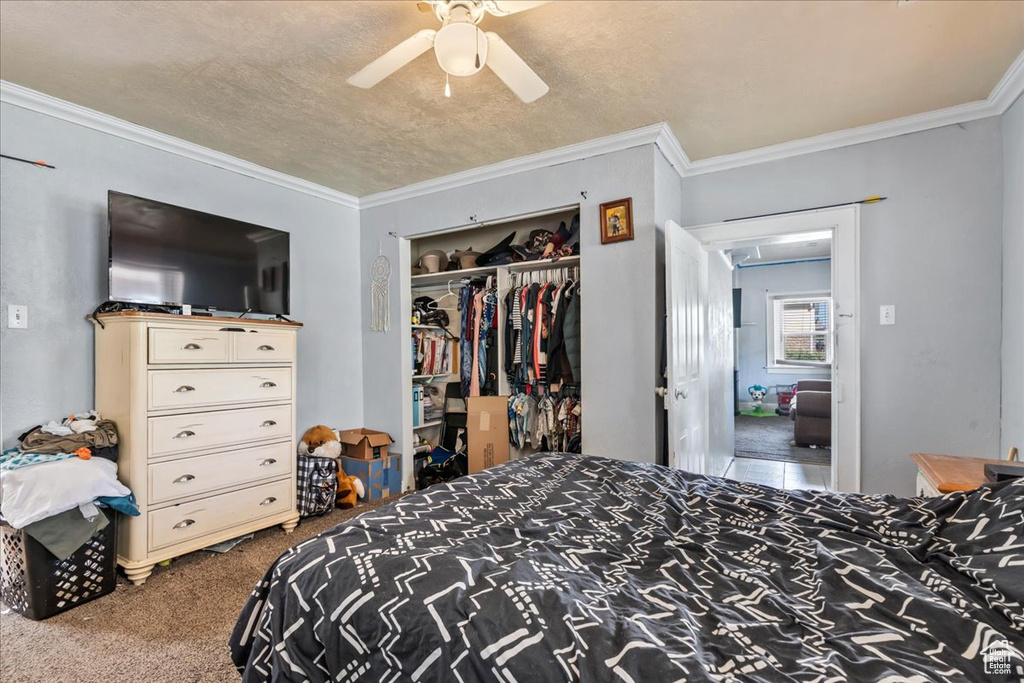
[346,1,551,103]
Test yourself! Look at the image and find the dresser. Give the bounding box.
[92,312,301,585]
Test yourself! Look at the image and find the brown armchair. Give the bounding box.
[791,380,831,448]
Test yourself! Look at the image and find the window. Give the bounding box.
[768,293,832,368]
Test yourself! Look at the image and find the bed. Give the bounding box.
[230,453,1023,682]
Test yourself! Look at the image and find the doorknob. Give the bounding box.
[675,388,689,399]
[655,387,667,398]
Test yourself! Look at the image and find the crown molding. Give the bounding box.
[358,123,667,209]
[0,80,360,210]
[989,48,1024,114]
[683,48,1024,178]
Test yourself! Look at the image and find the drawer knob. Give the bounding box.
[259,458,278,467]
[259,381,277,388]
[260,420,277,428]
[173,430,196,439]
[173,474,196,484]
[259,497,277,506]
[182,343,203,350]
[173,519,196,529]
[174,385,196,393]
[257,345,275,351]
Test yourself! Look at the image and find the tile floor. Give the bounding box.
[724,457,832,491]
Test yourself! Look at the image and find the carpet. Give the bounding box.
[735,415,831,466]
[0,497,398,683]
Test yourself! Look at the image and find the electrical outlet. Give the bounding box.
[8,304,28,329]
[879,305,896,326]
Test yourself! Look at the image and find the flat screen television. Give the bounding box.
[108,191,290,315]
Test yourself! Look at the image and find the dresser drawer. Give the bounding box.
[149,405,292,457]
[148,441,293,504]
[149,478,292,551]
[149,368,292,411]
[234,331,296,362]
[149,329,230,364]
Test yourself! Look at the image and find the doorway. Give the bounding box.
[684,206,861,493]
[728,232,833,490]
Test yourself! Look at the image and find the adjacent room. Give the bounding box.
[727,230,835,490]
[1,1,1022,682]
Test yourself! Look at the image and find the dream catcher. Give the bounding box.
[370,241,392,332]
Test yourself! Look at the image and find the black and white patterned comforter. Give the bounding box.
[230,453,1023,682]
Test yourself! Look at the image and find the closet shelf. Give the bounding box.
[411,324,447,330]
[411,265,497,288]
[506,255,580,273]
[413,373,455,381]
[413,420,442,431]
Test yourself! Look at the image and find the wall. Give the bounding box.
[360,145,659,487]
[681,119,1004,495]
[734,259,832,406]
[1002,94,1024,458]
[0,103,364,447]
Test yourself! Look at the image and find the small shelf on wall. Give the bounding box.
[413,420,442,431]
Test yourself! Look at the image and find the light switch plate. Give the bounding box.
[879,305,896,326]
[8,304,28,329]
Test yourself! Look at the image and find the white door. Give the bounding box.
[665,220,708,472]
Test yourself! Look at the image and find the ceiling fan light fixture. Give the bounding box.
[433,22,488,77]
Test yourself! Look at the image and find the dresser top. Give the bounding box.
[90,310,302,328]
[911,453,1007,493]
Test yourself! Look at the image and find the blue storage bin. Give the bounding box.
[340,453,402,501]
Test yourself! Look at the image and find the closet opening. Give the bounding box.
[405,205,583,487]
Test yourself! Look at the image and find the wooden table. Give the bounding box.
[911,453,1009,496]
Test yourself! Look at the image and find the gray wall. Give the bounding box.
[0,103,364,447]
[735,260,832,406]
[1002,95,1024,458]
[681,119,1004,495]
[360,145,660,487]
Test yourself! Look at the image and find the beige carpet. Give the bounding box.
[0,499,395,683]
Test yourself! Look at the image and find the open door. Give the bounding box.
[664,220,708,472]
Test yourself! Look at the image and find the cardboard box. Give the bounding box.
[466,396,510,474]
[340,453,402,501]
[338,428,394,460]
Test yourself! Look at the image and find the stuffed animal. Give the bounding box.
[298,425,341,458]
[748,385,767,410]
[336,473,365,509]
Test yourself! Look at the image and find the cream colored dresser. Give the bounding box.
[92,312,301,585]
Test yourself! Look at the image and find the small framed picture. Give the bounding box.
[600,197,633,244]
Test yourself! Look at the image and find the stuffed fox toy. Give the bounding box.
[336,473,364,509]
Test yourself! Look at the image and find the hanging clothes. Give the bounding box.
[458,279,498,398]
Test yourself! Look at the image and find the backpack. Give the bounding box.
[297,454,338,517]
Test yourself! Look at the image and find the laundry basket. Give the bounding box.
[0,515,118,620]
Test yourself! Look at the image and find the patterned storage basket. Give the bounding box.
[297,454,338,518]
[0,515,118,620]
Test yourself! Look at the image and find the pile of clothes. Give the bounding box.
[412,214,581,275]
[508,393,582,453]
[1,411,138,560]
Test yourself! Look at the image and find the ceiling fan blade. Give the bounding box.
[483,1,551,16]
[484,32,548,103]
[347,29,437,89]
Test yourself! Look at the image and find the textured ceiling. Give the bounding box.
[1,1,1022,197]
